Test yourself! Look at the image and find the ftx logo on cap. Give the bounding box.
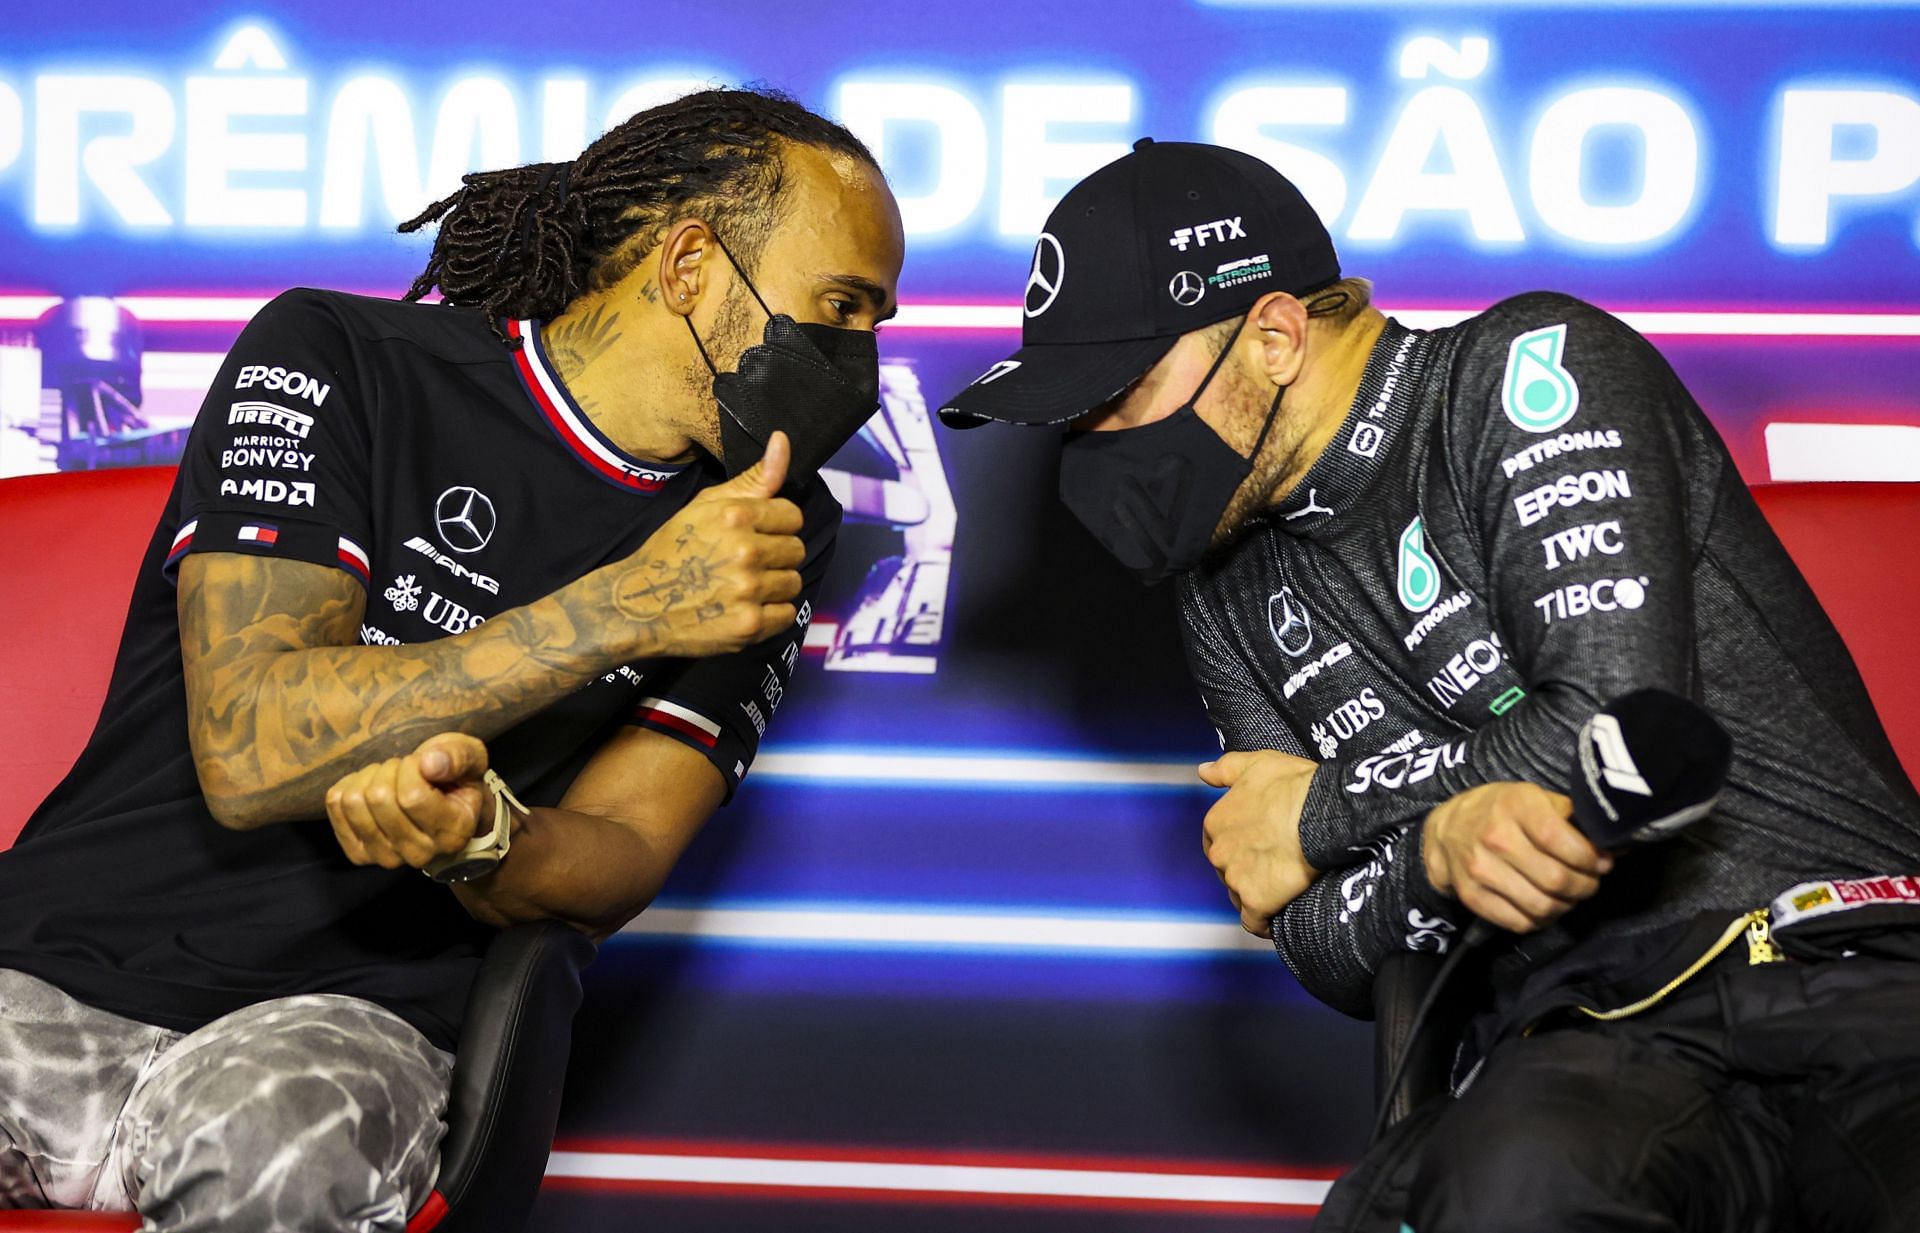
[940,138,1340,430]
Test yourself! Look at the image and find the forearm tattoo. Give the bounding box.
[179,555,620,826]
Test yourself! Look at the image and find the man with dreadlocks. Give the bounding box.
[0,88,903,1230]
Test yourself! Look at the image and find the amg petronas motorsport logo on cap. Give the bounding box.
[939,138,1340,430]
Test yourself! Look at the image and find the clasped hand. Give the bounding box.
[1198,750,1322,935]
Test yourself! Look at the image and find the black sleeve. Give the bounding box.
[1180,576,1472,1013]
[1176,574,1312,758]
[623,483,842,800]
[1274,820,1467,1017]
[1296,293,1704,864]
[164,289,375,588]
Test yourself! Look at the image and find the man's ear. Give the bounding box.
[1249,292,1309,388]
[657,220,714,319]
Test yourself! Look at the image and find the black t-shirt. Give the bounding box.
[0,289,839,1050]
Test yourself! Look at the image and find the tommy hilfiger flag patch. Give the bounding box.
[237,523,280,546]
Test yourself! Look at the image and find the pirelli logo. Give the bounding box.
[228,401,314,439]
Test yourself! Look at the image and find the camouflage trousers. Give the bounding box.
[0,968,452,1232]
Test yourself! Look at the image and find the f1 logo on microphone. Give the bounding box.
[1587,714,1652,795]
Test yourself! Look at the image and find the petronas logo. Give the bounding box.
[1397,517,1440,613]
[1502,323,1580,433]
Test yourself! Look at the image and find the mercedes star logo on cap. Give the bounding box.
[434,486,497,554]
[1169,270,1206,306]
[1025,233,1065,318]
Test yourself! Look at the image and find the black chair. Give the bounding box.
[1371,950,1471,1132]
[419,920,598,1233]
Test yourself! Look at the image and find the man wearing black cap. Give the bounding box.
[941,139,1920,1231]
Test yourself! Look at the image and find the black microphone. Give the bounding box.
[1568,687,1733,850]
[1459,689,1732,949]
[1372,690,1735,1139]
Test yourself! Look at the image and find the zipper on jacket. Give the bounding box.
[1572,909,1770,1024]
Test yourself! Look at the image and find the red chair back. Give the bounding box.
[1,473,1916,851]
[1751,483,1920,782]
[0,467,175,847]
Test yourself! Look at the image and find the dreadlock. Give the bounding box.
[398,86,878,345]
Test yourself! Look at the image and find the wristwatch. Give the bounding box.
[425,769,527,884]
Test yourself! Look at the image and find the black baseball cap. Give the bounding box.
[938,138,1340,429]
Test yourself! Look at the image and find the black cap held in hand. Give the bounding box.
[939,139,1340,430]
[1569,689,1734,850]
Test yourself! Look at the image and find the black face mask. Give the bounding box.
[1058,319,1281,586]
[685,239,881,483]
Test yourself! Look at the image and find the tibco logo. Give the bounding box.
[1535,577,1650,623]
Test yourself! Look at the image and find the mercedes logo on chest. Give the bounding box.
[1268,586,1314,658]
[1169,270,1206,307]
[434,486,497,554]
[1025,233,1065,318]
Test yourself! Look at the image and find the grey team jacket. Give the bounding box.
[1177,293,1920,1018]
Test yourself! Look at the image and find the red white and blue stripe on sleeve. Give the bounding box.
[164,517,371,586]
[631,696,723,750]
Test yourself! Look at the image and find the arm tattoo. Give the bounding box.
[177,506,755,827]
[179,553,638,828]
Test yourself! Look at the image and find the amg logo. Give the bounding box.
[403,536,501,595]
[1282,641,1354,700]
[1403,591,1471,651]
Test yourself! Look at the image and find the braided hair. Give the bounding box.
[399,86,878,343]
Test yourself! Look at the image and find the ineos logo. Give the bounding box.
[434,487,496,554]
[1025,233,1065,318]
[1169,270,1206,307]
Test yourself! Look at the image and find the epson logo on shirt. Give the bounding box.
[219,477,315,507]
[1345,741,1467,795]
[1513,469,1632,528]
[234,365,332,406]
[228,401,314,439]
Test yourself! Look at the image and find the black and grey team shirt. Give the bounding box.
[0,289,838,1050]
[1178,292,1920,1017]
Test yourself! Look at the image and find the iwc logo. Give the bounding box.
[434,486,496,554]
